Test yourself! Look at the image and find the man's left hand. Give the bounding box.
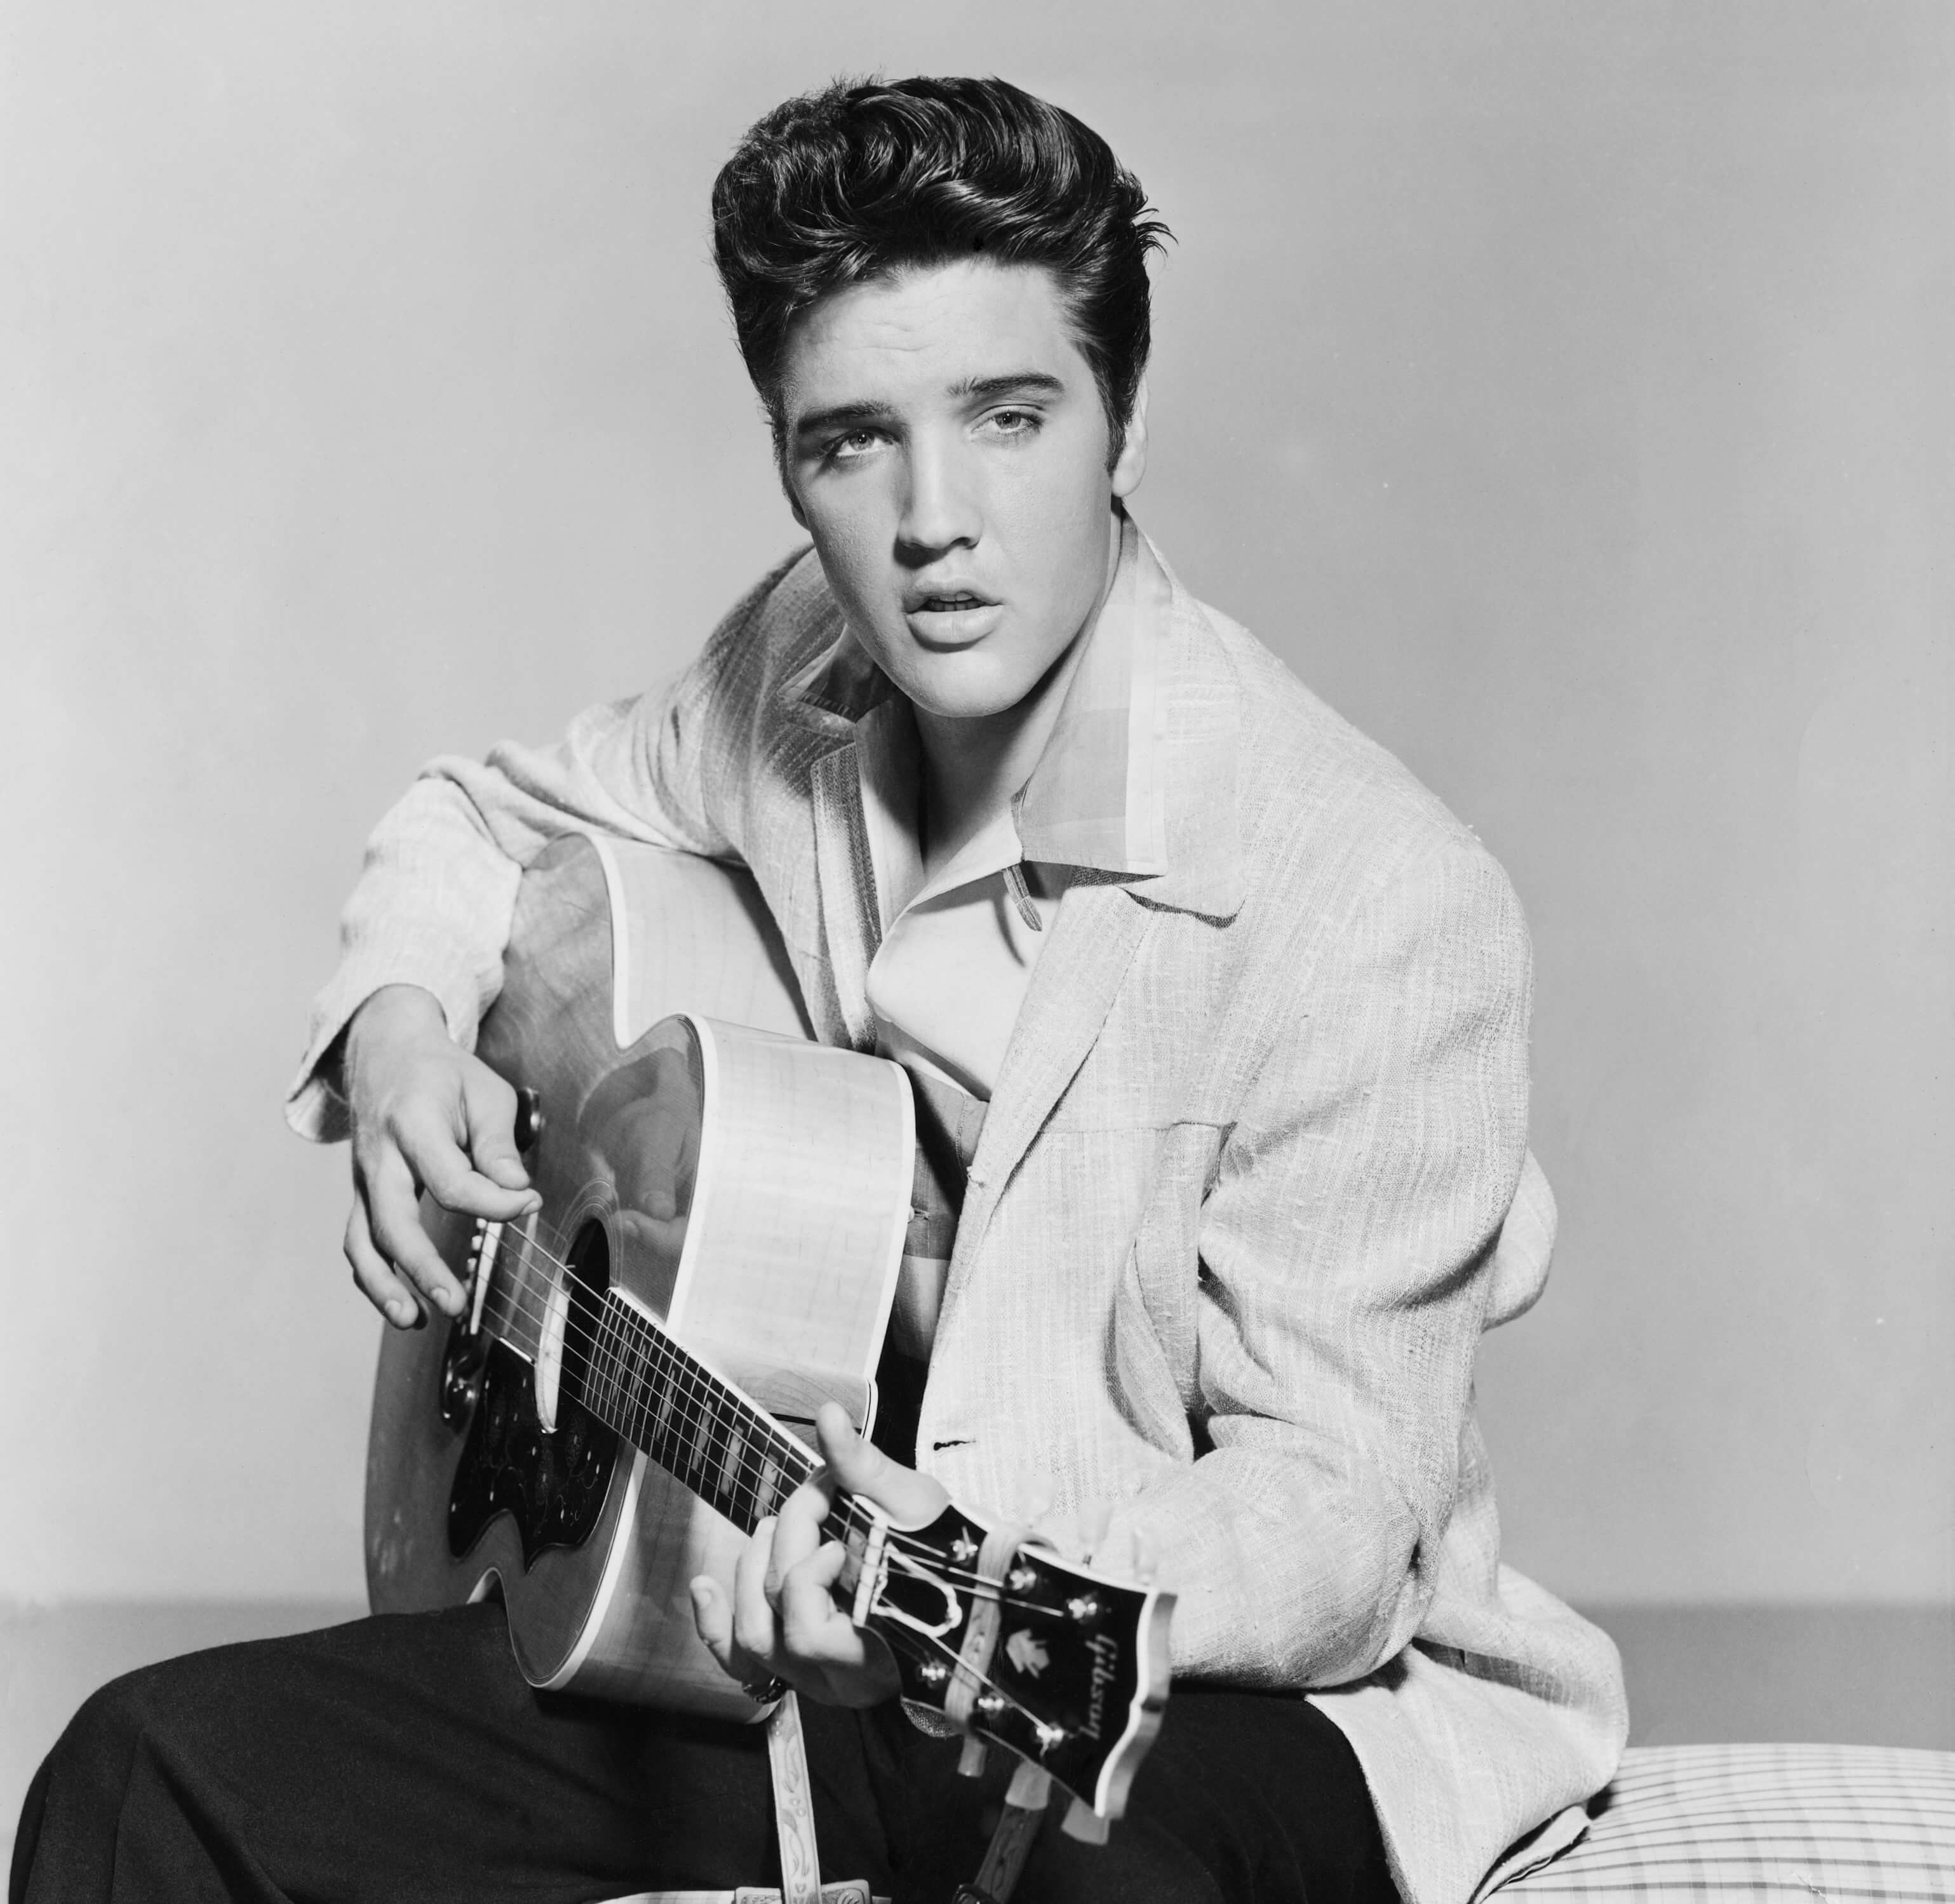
[689,1402,949,1708]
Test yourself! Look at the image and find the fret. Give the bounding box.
[608,1313,644,1442]
[652,1364,677,1453]
[588,1302,614,1421]
[607,1304,629,1421]
[718,1423,746,1513]
[687,1381,715,1480]
[589,1292,821,1540]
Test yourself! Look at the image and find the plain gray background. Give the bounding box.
[3,0,1949,1823]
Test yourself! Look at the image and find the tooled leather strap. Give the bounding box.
[599,1694,884,1904]
[953,1762,1053,1904]
[766,1691,823,1904]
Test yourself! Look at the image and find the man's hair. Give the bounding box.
[711,76,1169,466]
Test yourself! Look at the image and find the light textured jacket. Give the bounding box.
[292,526,1628,1904]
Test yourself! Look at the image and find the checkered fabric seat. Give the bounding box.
[1497,1743,1955,1900]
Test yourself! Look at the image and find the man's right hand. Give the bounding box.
[336,984,541,1329]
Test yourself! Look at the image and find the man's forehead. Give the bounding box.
[781,258,1084,417]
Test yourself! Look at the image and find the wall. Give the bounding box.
[3,0,1948,1611]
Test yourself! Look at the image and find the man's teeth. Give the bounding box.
[923,596,982,610]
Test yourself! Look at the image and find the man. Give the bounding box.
[14,76,1625,1904]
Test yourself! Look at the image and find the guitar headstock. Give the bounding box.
[849,1503,1174,1822]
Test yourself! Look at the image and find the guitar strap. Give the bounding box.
[607,1674,1054,1904]
[765,1691,824,1904]
[607,1696,888,1904]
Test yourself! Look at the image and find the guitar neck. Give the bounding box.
[489,1268,870,1548]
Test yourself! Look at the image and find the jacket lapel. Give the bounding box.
[808,744,880,1051]
[948,880,1155,1287]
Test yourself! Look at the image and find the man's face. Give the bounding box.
[778,258,1147,722]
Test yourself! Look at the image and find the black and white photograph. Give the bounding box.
[3,4,1949,1901]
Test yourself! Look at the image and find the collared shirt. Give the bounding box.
[845,510,1169,1355]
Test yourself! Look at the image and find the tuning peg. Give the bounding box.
[958,1736,987,1779]
[1061,1798,1109,1844]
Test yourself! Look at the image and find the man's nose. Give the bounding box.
[896,435,981,555]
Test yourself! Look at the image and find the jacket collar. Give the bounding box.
[783,511,1244,921]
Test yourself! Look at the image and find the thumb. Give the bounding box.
[460,1071,537,1200]
[814,1404,947,1529]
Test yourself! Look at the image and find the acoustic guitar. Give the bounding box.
[364,833,1174,1828]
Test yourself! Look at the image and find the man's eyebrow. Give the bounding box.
[792,399,896,441]
[947,370,1066,401]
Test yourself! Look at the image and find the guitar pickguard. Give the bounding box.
[445,1329,620,1565]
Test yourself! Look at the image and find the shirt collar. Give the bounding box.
[786,509,1244,920]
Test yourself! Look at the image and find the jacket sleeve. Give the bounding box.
[1102,833,1535,1687]
[284,558,796,1143]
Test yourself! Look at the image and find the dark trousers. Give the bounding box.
[11,1603,1397,1904]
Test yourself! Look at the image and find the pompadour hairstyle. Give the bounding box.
[711,76,1169,464]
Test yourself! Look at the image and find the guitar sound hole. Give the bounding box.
[445,1217,622,1565]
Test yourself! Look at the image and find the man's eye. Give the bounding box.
[826,429,882,461]
[986,408,1040,438]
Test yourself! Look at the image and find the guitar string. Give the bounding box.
[460,1229,1076,1743]
[460,1256,1088,1640]
[482,1226,940,1559]
[474,1228,1039,1595]
[474,1235,992,1583]
[448,1224,1096,1614]
[457,1224,984,1562]
[474,1247,1064,1743]
[443,1230,1065,1744]
[478,1228,838,1510]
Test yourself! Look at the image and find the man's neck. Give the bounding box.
[911,514,1122,880]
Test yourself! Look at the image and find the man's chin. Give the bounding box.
[897,654,1040,725]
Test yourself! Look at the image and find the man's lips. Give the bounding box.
[903,589,1004,648]
[904,586,998,613]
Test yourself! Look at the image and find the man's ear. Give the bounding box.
[1111,376,1150,499]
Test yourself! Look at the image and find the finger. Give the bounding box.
[361,1145,469,1317]
[732,1519,781,1668]
[776,1539,852,1661]
[814,1404,948,1528]
[459,1066,538,1197]
[688,1576,741,1680]
[395,1100,537,1223]
[770,1475,834,1590]
[777,1546,901,1707]
[344,1196,423,1330]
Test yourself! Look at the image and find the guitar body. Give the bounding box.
[365,835,915,1718]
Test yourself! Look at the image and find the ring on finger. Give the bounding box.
[741,1675,788,1707]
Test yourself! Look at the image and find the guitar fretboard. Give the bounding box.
[478,1238,881,1546]
[581,1294,823,1537]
